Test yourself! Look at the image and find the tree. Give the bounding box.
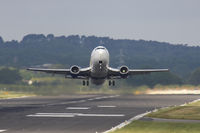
[188,68,200,85]
[126,72,183,87]
[0,68,22,84]
[0,36,3,44]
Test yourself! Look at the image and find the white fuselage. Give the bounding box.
[90,46,109,85]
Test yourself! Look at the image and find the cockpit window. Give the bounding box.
[95,47,105,50]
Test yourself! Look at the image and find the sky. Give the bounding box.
[0,0,200,46]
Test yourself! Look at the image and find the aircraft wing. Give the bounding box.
[107,67,169,78]
[27,67,91,79]
[129,69,169,75]
[27,68,71,74]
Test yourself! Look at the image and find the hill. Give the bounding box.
[0,34,200,79]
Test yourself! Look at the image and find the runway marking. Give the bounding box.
[37,113,79,115]
[27,113,75,118]
[46,95,119,106]
[27,114,75,117]
[88,95,119,101]
[27,113,124,118]
[87,98,94,101]
[0,130,7,132]
[98,105,116,108]
[77,114,124,117]
[66,107,90,110]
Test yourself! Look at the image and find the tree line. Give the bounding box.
[0,34,200,86]
[0,67,200,87]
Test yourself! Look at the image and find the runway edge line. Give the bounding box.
[0,130,7,132]
[103,98,200,133]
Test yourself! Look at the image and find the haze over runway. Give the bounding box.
[0,94,199,133]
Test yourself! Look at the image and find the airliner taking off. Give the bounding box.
[27,46,169,86]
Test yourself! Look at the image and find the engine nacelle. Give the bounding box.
[70,65,80,76]
[120,66,129,78]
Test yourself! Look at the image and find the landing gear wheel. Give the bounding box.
[112,80,115,86]
[86,80,89,86]
[83,80,86,86]
[109,80,112,86]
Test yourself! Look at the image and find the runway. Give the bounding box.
[0,94,199,133]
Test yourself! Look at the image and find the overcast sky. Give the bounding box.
[0,0,199,45]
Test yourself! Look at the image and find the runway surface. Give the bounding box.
[0,94,199,133]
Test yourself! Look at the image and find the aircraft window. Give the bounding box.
[99,61,103,64]
[96,47,105,50]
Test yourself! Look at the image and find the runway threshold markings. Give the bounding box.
[66,107,90,110]
[27,113,124,118]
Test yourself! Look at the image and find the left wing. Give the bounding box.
[27,67,91,79]
[129,69,169,75]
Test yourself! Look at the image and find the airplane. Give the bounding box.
[27,46,169,86]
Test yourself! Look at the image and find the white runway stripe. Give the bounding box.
[66,107,90,110]
[98,105,116,108]
[0,130,6,132]
[77,114,124,117]
[36,113,78,115]
[27,114,74,117]
[27,113,75,117]
[27,113,124,118]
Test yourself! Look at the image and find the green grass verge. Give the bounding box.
[111,120,200,133]
[147,101,200,120]
[0,91,35,99]
[112,100,200,133]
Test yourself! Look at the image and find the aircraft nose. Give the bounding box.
[98,50,106,59]
[98,49,105,54]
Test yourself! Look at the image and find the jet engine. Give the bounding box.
[70,65,80,76]
[120,66,129,78]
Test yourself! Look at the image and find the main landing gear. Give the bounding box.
[82,80,89,86]
[109,80,115,86]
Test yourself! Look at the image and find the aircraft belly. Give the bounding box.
[91,68,107,78]
[91,78,105,85]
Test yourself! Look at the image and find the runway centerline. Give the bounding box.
[98,105,116,108]
[66,107,90,110]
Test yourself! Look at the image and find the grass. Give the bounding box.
[0,91,35,99]
[147,101,200,120]
[111,120,200,133]
[112,99,200,133]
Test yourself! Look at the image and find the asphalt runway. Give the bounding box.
[0,94,200,133]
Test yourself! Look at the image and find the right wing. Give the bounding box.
[27,68,70,74]
[27,67,91,79]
